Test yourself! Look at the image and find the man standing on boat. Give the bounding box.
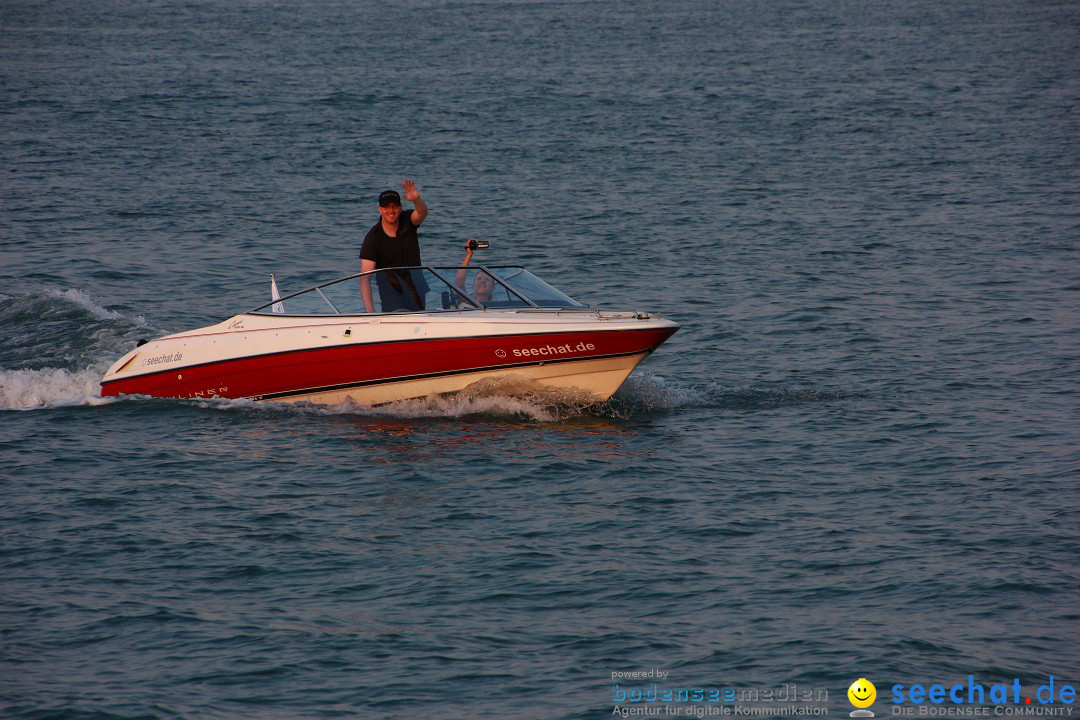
[359,179,429,312]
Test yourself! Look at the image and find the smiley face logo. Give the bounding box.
[848,678,876,715]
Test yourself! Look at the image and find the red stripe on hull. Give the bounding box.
[100,328,677,400]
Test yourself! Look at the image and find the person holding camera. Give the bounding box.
[456,240,496,305]
[359,180,429,313]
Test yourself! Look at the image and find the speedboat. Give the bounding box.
[99,265,679,406]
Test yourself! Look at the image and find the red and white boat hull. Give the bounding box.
[100,311,678,405]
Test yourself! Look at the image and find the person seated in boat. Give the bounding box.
[359,180,429,312]
[455,241,496,305]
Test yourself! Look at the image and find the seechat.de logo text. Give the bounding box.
[890,676,1076,715]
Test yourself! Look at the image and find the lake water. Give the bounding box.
[1,0,1078,718]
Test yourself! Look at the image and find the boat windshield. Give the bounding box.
[249,266,585,316]
[484,267,585,308]
[433,265,585,310]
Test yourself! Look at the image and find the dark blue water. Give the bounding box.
[2,0,1078,718]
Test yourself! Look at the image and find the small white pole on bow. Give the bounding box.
[271,274,285,314]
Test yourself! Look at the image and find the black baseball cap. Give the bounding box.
[379,190,402,207]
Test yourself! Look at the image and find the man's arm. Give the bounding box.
[402,179,428,226]
[360,258,376,313]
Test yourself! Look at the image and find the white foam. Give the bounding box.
[0,366,116,410]
[357,392,577,422]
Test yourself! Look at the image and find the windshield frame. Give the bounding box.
[247,265,581,316]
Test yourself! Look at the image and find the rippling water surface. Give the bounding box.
[2,0,1078,718]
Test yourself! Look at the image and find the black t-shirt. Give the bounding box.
[359,211,428,311]
[359,211,421,268]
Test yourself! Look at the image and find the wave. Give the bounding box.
[43,288,147,324]
[0,288,154,410]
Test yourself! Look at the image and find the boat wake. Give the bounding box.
[0,288,157,410]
